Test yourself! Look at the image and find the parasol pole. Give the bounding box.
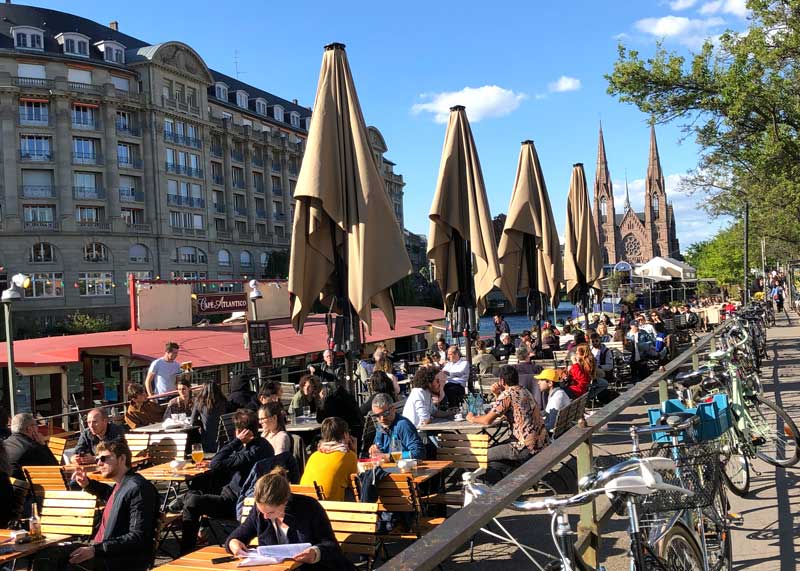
[522,233,541,356]
[452,229,475,394]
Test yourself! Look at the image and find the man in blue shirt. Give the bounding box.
[368,393,425,460]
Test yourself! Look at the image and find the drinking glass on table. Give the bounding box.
[191,444,204,464]
[390,437,402,463]
[302,406,311,418]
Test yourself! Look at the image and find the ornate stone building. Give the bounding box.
[592,124,681,266]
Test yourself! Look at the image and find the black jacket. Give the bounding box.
[210,435,274,500]
[74,423,127,457]
[317,386,362,439]
[226,494,354,571]
[85,471,159,571]
[229,376,258,411]
[3,433,58,479]
[492,343,515,361]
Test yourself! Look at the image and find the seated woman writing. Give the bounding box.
[226,466,354,570]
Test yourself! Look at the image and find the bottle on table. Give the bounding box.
[29,504,41,539]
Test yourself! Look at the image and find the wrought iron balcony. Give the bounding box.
[19,185,55,198]
[73,186,106,200]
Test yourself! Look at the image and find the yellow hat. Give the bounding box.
[535,369,561,383]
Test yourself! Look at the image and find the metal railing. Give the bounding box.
[73,186,105,200]
[119,188,144,203]
[381,323,731,570]
[19,185,55,198]
[165,163,203,178]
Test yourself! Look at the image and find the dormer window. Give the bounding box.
[289,112,300,127]
[236,90,249,109]
[215,83,228,101]
[255,99,268,116]
[305,116,311,130]
[12,26,44,51]
[273,105,284,122]
[95,40,126,64]
[56,32,91,58]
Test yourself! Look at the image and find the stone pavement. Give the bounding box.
[431,311,800,571]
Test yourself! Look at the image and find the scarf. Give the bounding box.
[317,440,349,454]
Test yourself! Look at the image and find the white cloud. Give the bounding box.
[699,0,747,17]
[411,85,526,124]
[634,15,725,47]
[669,0,697,10]
[548,76,582,93]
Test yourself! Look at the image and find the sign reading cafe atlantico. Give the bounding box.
[195,293,249,315]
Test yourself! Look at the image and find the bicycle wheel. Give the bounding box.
[766,311,776,327]
[658,523,705,571]
[750,396,800,467]
[719,430,750,497]
[705,487,733,571]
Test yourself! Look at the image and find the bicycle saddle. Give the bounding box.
[674,365,720,386]
[657,411,699,428]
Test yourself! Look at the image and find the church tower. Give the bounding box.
[593,123,617,266]
[644,124,670,259]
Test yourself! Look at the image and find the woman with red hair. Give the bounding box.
[566,344,595,398]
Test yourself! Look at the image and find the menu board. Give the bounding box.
[247,319,273,368]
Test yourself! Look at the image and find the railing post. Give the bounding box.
[658,376,669,403]
[691,336,699,370]
[576,436,599,567]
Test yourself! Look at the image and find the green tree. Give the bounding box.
[264,250,289,279]
[606,1,800,253]
[62,311,113,334]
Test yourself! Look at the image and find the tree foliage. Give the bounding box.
[606,0,800,252]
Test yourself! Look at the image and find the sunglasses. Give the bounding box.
[373,410,393,419]
[96,454,113,464]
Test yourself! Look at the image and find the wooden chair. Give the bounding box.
[551,394,588,440]
[553,350,570,367]
[291,483,325,500]
[148,432,189,463]
[124,433,151,459]
[216,412,237,448]
[8,477,29,524]
[434,433,490,471]
[320,500,380,570]
[604,341,625,353]
[40,490,98,537]
[23,466,67,506]
[45,434,74,464]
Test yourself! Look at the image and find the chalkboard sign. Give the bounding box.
[247,319,273,368]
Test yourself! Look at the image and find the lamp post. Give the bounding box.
[2,273,30,417]
[248,280,264,385]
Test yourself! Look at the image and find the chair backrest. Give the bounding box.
[241,496,255,522]
[124,433,151,459]
[9,477,29,522]
[351,473,420,514]
[359,413,376,458]
[216,412,237,448]
[45,434,77,465]
[320,500,379,562]
[289,433,307,472]
[23,466,67,500]
[148,432,189,463]
[291,483,325,500]
[435,433,489,470]
[40,490,98,537]
[280,383,295,410]
[604,341,625,353]
[477,375,499,396]
[551,394,588,440]
[553,350,570,367]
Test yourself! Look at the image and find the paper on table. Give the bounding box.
[237,543,312,567]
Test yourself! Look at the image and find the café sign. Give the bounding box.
[195,293,248,315]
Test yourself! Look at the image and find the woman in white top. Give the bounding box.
[402,367,453,427]
[258,401,292,455]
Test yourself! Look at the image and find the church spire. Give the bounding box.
[647,121,665,194]
[624,170,631,211]
[595,122,612,195]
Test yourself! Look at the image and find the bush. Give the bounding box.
[62,312,113,335]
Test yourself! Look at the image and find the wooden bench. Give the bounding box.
[320,500,380,570]
[124,433,152,459]
[604,341,625,353]
[23,466,67,505]
[40,490,98,537]
[239,484,326,522]
[434,433,489,471]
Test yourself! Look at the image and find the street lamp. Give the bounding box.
[2,273,30,417]
[248,280,264,384]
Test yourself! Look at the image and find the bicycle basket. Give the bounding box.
[593,442,722,514]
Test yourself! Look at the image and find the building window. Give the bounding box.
[215,83,228,100]
[273,105,284,122]
[260,252,269,267]
[653,194,660,218]
[290,112,300,127]
[176,246,207,264]
[19,135,51,160]
[78,272,114,296]
[236,91,249,108]
[83,243,109,262]
[129,244,149,263]
[240,251,252,267]
[19,100,49,125]
[72,104,97,128]
[23,205,55,224]
[116,110,132,130]
[13,27,44,50]
[121,208,144,225]
[15,32,27,48]
[57,33,91,57]
[25,273,64,298]
[599,197,607,224]
[218,249,231,267]
[75,206,103,223]
[29,242,56,263]
[256,100,267,115]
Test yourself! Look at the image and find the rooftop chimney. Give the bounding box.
[109,21,119,31]
[292,99,298,105]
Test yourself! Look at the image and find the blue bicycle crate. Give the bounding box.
[647,394,731,443]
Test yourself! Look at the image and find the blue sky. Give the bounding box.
[27,0,748,250]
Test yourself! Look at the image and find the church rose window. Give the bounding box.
[623,234,642,261]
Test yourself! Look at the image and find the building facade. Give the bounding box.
[0,5,404,335]
[593,124,681,267]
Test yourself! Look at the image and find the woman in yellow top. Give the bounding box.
[299,417,358,501]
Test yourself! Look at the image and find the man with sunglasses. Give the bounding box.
[45,440,158,571]
[368,393,425,460]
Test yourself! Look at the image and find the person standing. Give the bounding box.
[4,413,58,479]
[144,342,182,400]
[493,315,510,346]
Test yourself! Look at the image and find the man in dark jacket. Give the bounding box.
[55,439,158,571]
[4,413,58,479]
[316,381,362,442]
[180,408,273,554]
[73,408,127,461]
[228,374,258,411]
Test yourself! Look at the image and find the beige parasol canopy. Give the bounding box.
[288,43,412,334]
[497,140,563,309]
[427,106,501,316]
[563,163,603,307]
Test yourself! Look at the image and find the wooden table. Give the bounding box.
[286,418,321,433]
[379,460,453,484]
[154,545,300,570]
[0,529,71,565]
[138,461,212,510]
[418,417,510,446]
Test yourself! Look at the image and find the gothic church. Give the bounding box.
[592,124,681,266]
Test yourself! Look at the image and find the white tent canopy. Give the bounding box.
[634,256,696,280]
